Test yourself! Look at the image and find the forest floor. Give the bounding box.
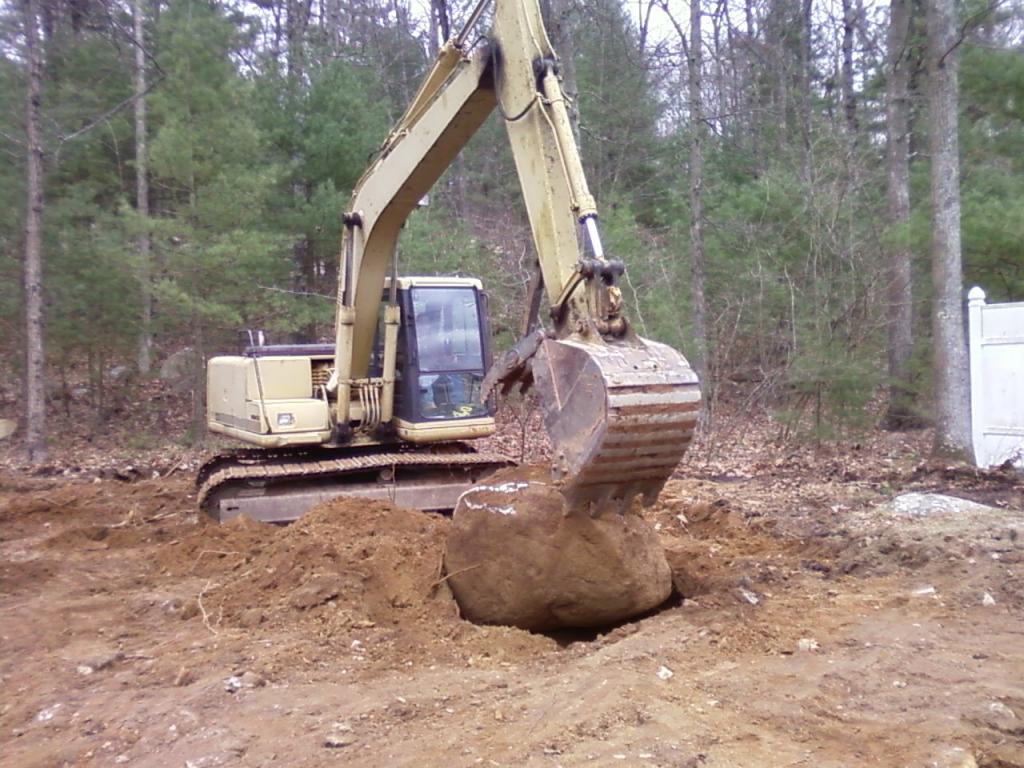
[1,403,1023,768]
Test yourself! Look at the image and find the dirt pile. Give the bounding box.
[154,496,557,664]
[226,499,454,626]
[444,465,672,630]
[149,498,453,629]
[1,473,193,541]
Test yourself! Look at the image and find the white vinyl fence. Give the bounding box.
[968,286,1024,468]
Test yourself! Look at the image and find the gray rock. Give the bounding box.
[988,701,1017,721]
[225,670,264,692]
[238,670,265,688]
[0,419,15,441]
[444,466,672,631]
[323,732,356,748]
[289,575,341,610]
[926,746,977,768]
[880,493,1000,518]
[82,648,123,671]
[159,347,198,393]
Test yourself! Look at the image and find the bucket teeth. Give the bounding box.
[533,336,701,512]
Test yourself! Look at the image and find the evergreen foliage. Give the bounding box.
[1,0,1022,442]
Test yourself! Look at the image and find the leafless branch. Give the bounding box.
[258,284,334,301]
[56,75,164,149]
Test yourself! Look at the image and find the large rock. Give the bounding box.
[159,347,199,393]
[880,493,1001,518]
[0,419,16,441]
[444,466,672,631]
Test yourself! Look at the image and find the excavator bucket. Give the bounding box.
[532,336,701,512]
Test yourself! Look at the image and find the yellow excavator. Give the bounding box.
[198,0,700,523]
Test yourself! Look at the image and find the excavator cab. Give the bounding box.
[385,277,496,439]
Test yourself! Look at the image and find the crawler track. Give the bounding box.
[197,443,514,523]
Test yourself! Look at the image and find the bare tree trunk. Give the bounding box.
[23,0,47,464]
[798,0,814,180]
[324,0,342,51]
[688,0,710,407]
[926,0,971,457]
[883,0,916,429]
[430,0,449,51]
[541,0,579,139]
[134,0,152,376]
[286,0,310,81]
[841,0,858,134]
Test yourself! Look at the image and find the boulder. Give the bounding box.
[444,466,672,631]
[881,493,1000,518]
[159,347,198,393]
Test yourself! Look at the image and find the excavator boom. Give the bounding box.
[330,0,700,508]
[203,0,699,519]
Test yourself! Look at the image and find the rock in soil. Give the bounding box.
[444,466,672,631]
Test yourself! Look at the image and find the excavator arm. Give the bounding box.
[332,0,701,509]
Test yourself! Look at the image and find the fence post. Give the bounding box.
[967,286,987,466]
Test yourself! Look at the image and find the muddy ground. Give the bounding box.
[1,430,1023,767]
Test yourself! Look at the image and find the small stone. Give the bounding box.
[657,665,674,681]
[927,746,978,768]
[35,703,63,722]
[174,667,194,687]
[797,638,820,653]
[237,608,264,628]
[323,732,356,748]
[982,592,996,606]
[114,756,129,764]
[988,701,1017,720]
[738,587,760,605]
[224,676,242,693]
[77,665,95,676]
[239,670,265,688]
[892,680,907,688]
[912,585,937,596]
[290,575,342,610]
[83,649,123,671]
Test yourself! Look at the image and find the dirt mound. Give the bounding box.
[152,513,274,576]
[654,497,804,598]
[209,498,452,627]
[0,475,194,542]
[165,496,556,664]
[0,557,57,594]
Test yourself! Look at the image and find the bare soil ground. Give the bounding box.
[2,417,1023,768]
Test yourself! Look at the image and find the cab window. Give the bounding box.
[411,287,487,420]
